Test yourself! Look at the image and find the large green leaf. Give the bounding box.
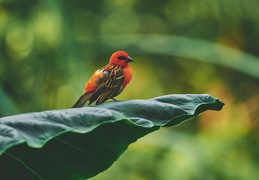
[0,94,224,179]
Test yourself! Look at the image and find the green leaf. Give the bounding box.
[0,94,224,179]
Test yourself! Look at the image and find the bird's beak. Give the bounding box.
[126,56,133,62]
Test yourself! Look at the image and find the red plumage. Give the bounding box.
[72,51,133,108]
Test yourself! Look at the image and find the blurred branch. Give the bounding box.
[94,34,259,79]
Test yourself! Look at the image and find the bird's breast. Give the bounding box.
[122,66,133,87]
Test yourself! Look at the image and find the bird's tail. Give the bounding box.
[71,92,93,108]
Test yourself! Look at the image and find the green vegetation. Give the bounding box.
[0,94,223,179]
[0,0,258,179]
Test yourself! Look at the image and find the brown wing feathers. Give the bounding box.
[72,64,124,107]
[91,64,124,105]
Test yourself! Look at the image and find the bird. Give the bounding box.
[72,51,133,108]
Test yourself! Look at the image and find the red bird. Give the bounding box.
[72,51,133,108]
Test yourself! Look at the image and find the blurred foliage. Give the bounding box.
[0,0,259,179]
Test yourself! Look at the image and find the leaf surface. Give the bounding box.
[0,94,224,179]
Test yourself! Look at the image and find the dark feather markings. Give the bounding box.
[89,64,125,105]
[72,64,125,107]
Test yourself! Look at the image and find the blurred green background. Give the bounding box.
[1,0,259,179]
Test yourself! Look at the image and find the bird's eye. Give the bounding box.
[118,56,127,60]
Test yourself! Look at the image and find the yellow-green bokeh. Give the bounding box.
[1,0,259,179]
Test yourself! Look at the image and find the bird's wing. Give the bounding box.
[89,64,125,105]
[72,69,107,108]
[72,64,124,107]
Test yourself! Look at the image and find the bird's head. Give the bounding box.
[109,51,133,67]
